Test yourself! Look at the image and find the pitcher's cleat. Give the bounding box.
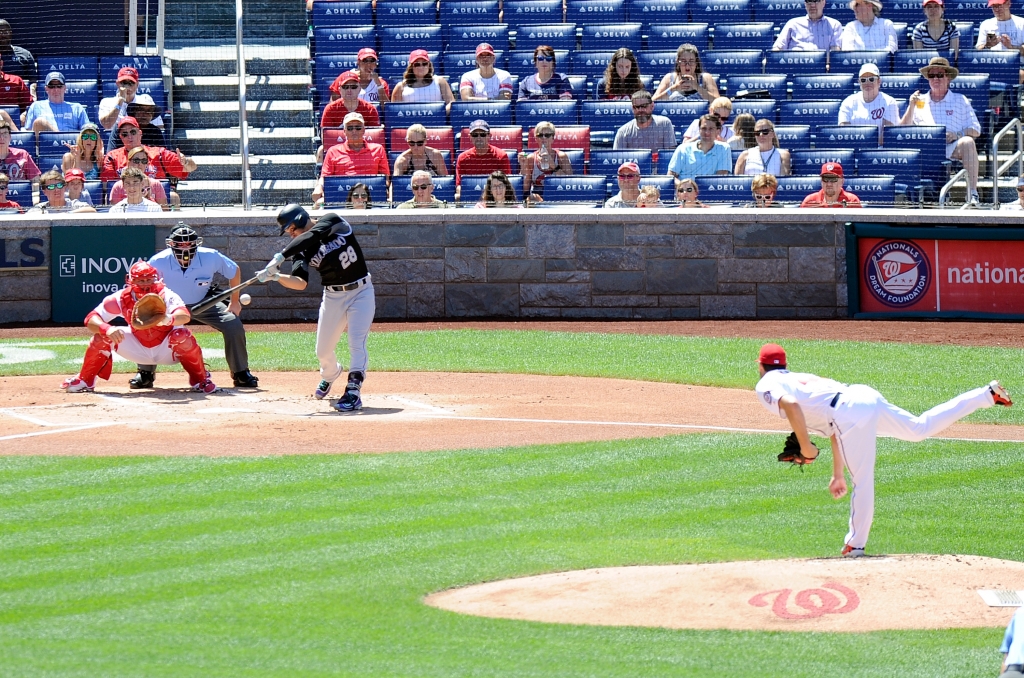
[841,545,866,558]
[990,380,1012,407]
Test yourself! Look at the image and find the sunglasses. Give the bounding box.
[470,131,489,138]
[821,175,840,183]
[535,132,555,138]
[345,125,364,131]
[677,186,696,193]
[926,72,947,79]
[80,132,99,140]
[44,181,66,190]
[535,55,554,62]
[130,155,148,164]
[753,193,773,201]
[360,58,377,64]
[412,61,430,67]
[859,76,878,83]
[0,183,8,190]
[1017,187,1024,193]
[351,193,369,199]
[46,83,65,89]
[341,84,359,90]
[755,129,773,136]
[618,173,639,179]
[716,114,730,121]
[407,140,425,146]
[119,128,140,136]
[117,80,137,86]
[412,183,431,190]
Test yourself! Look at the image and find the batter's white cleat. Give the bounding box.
[990,381,1012,407]
[60,376,94,393]
[841,545,866,558]
[192,379,217,394]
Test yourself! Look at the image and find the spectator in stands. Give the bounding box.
[107,146,169,209]
[613,90,676,152]
[605,161,643,207]
[521,120,574,202]
[0,172,20,210]
[901,57,982,207]
[321,71,380,130]
[62,123,104,179]
[602,48,644,100]
[839,0,899,52]
[455,119,511,199]
[669,114,732,179]
[977,0,1024,81]
[109,166,162,213]
[24,72,90,132]
[476,170,522,208]
[800,161,862,207]
[1001,176,1024,210]
[99,67,163,148]
[652,44,720,102]
[773,0,844,51]
[124,94,166,148]
[674,178,708,207]
[734,119,792,175]
[0,55,30,119]
[749,173,781,207]
[345,183,373,209]
[391,50,455,113]
[730,113,757,150]
[312,112,389,207]
[0,119,38,181]
[913,0,961,53]
[517,45,574,100]
[0,21,36,84]
[330,48,390,104]
[398,170,446,208]
[63,168,92,206]
[101,118,196,183]
[839,63,901,142]
[460,43,513,101]
[636,184,663,207]
[682,97,735,144]
[394,124,449,177]
[30,168,94,213]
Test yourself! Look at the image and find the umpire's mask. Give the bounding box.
[167,223,202,269]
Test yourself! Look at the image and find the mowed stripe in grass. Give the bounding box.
[1,434,1022,676]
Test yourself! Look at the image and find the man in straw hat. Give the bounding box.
[900,56,982,208]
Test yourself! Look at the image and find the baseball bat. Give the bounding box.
[190,276,260,314]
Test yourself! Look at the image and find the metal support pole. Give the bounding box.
[236,0,252,209]
[129,0,138,55]
[156,0,165,57]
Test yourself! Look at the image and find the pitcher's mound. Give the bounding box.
[426,554,1024,632]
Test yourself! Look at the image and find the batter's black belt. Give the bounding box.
[325,275,369,292]
[830,393,843,408]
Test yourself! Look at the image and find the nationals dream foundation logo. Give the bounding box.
[864,239,931,308]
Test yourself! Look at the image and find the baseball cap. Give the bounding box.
[336,70,359,87]
[117,67,139,83]
[408,49,431,65]
[476,42,495,56]
[357,47,378,61]
[130,93,158,108]
[618,161,640,175]
[758,343,787,366]
[45,71,65,86]
[64,168,85,183]
[1017,175,1024,187]
[922,0,943,5]
[821,162,843,177]
[469,119,490,132]
[858,63,881,77]
[117,116,140,130]
[343,112,365,126]
[988,0,1007,6]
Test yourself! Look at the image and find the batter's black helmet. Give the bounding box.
[277,203,310,235]
[167,222,202,268]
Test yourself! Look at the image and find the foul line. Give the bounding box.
[0,422,121,441]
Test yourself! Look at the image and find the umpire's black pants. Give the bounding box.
[138,299,250,374]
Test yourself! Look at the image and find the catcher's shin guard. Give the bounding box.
[168,328,207,385]
[78,333,115,382]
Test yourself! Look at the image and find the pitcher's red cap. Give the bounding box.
[758,343,787,366]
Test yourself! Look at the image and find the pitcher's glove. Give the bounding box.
[131,293,168,330]
[778,432,818,466]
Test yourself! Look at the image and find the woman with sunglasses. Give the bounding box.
[734,119,792,176]
[652,44,720,102]
[517,45,574,100]
[107,146,169,209]
[61,123,104,180]
[393,123,449,177]
[912,0,960,53]
[475,170,522,208]
[749,173,782,208]
[391,50,455,114]
[602,48,644,100]
[520,121,574,204]
[674,178,708,208]
[345,183,373,209]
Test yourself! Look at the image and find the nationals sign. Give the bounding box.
[857,237,1024,315]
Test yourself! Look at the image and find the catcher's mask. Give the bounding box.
[126,261,164,296]
[167,223,202,268]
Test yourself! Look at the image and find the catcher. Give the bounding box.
[60,261,217,394]
[755,343,1011,558]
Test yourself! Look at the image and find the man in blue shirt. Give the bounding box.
[1001,607,1024,678]
[667,114,732,180]
[24,71,90,132]
[129,223,260,389]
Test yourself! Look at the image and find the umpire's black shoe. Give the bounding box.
[128,370,155,389]
[232,370,259,388]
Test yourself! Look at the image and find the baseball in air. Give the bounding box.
[239,294,251,305]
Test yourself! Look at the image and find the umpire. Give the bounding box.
[130,223,260,389]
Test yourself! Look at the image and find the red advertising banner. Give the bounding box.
[858,237,1024,314]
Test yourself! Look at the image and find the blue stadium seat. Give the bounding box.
[84,180,103,206]
[884,124,947,183]
[893,49,941,74]
[567,0,628,24]
[581,100,634,145]
[692,0,751,22]
[441,0,501,25]
[637,50,681,75]
[593,75,654,98]
[63,81,100,108]
[828,51,892,74]
[774,175,821,203]
[892,22,910,51]
[567,75,589,99]
[0,105,18,121]
[100,56,161,82]
[312,0,374,27]
[447,24,509,51]
[378,51,440,81]
[949,0,994,22]
[507,49,570,78]
[954,21,974,47]
[504,0,563,29]
[323,176,390,207]
[639,174,676,195]
[732,98,777,122]
[560,149,587,169]
[36,154,64,173]
[815,124,878,148]
[703,49,763,73]
[451,100,513,126]
[457,173,524,203]
[780,100,843,128]
[765,50,827,77]
[375,0,438,27]
[959,50,1019,93]
[392,175,456,204]
[790,148,855,174]
[948,73,990,101]
[773,124,810,146]
[752,0,802,23]
[711,22,774,52]
[581,24,643,52]
[384,102,448,130]
[37,132,79,159]
[570,51,615,78]
[312,26,377,53]
[442,50,507,77]
[514,24,577,51]
[878,73,921,99]
[654,100,706,138]
[858,148,920,179]
[516,99,579,128]
[655,149,675,173]
[628,0,690,26]
[37,56,98,82]
[884,1,923,24]
[845,174,896,205]
[6,182,33,208]
[312,54,359,94]
[646,24,710,51]
[591,149,653,174]
[723,73,786,98]
[381,25,443,53]
[540,174,608,203]
[792,74,856,100]
[695,175,753,203]
[9,131,33,155]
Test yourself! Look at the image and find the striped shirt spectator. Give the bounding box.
[912,18,960,50]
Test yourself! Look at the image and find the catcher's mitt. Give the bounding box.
[778,432,818,466]
[131,293,167,330]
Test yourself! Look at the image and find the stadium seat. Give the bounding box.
[780,100,843,128]
[581,101,634,145]
[460,125,523,150]
[506,49,570,78]
[378,51,439,81]
[570,51,615,79]
[526,125,591,160]
[516,99,579,128]
[892,22,910,51]
[773,124,811,146]
[878,73,922,99]
[814,124,878,149]
[6,181,32,208]
[323,175,390,207]
[828,51,892,74]
[392,175,457,204]
[388,150,452,171]
[312,26,377,54]
[655,148,676,174]
[654,100,707,130]
[312,54,359,95]
[9,131,33,155]
[691,0,752,22]
[37,56,98,82]
[84,180,103,206]
[384,102,448,131]
[646,24,710,51]
[858,148,921,180]
[752,0,802,23]
[375,0,438,27]
[380,25,443,53]
[504,0,564,29]
[36,154,64,173]
[774,175,821,203]
[960,49,1018,93]
[844,174,896,205]
[451,100,513,127]
[99,56,161,82]
[954,21,974,47]
[948,73,990,99]
[442,51,507,77]
[766,50,827,77]
[591,149,653,174]
[322,126,386,151]
[560,148,587,169]
[638,174,675,195]
[950,0,994,22]
[581,24,643,52]
[539,174,608,204]
[312,0,374,27]
[722,73,786,98]
[790,148,856,175]
[628,0,691,27]
[63,81,100,108]
[446,24,510,52]
[884,1,922,24]
[731,99,777,122]
[893,49,941,73]
[638,50,681,76]
[694,175,753,204]
[791,74,855,100]
[567,0,628,24]
[37,132,78,160]
[392,126,456,153]
[513,24,577,51]
[457,173,525,203]
[703,50,763,74]
[593,75,654,99]
[884,124,947,185]
[440,0,501,25]
[711,22,775,52]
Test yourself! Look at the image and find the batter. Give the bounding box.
[259,204,374,412]
[754,343,1012,556]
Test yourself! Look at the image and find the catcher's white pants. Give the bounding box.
[832,383,995,549]
[315,281,375,383]
[111,331,181,365]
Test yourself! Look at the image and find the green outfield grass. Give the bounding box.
[1,330,1022,675]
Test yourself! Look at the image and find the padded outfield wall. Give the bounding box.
[1,209,1021,323]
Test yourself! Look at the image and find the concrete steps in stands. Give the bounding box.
[165,0,307,41]
[175,101,311,129]
[188,155,315,181]
[179,180,314,206]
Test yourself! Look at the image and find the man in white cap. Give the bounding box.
[312,111,389,207]
[773,0,843,51]
[459,43,512,100]
[24,71,90,132]
[839,63,901,143]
